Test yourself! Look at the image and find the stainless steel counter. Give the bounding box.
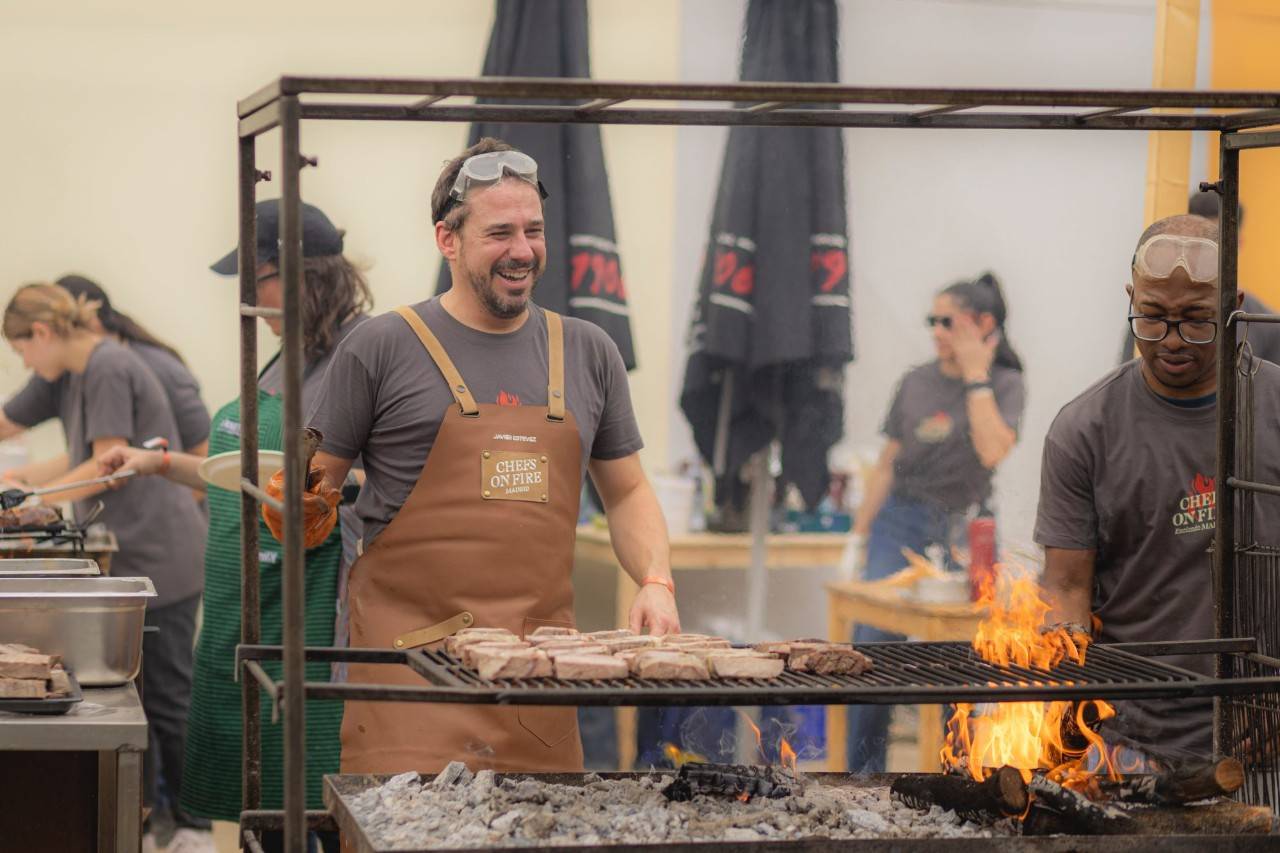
[0,684,145,852]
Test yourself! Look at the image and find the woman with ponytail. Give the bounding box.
[0,282,211,848]
[846,271,1026,772]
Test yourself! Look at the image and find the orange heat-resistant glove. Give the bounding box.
[262,465,340,548]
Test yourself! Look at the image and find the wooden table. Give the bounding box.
[826,580,983,772]
[574,524,846,769]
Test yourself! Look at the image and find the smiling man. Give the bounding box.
[1036,213,1280,767]
[304,138,680,775]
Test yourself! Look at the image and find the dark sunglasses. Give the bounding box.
[926,315,953,329]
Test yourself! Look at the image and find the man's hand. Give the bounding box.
[262,465,340,548]
[628,584,681,637]
[97,446,164,482]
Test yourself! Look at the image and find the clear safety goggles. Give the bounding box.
[1132,234,1219,283]
[441,151,548,219]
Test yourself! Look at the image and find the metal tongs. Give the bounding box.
[0,470,137,510]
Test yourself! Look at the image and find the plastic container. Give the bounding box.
[652,475,696,537]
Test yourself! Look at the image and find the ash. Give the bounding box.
[347,764,1018,849]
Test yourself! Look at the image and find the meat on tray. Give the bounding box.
[444,629,521,658]
[0,645,72,700]
[554,654,628,680]
[0,504,63,531]
[528,626,579,639]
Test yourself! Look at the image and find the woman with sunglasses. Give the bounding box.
[846,272,1025,772]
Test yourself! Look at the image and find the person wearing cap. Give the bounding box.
[296,137,680,775]
[99,198,370,853]
[0,282,211,851]
[1037,213,1280,769]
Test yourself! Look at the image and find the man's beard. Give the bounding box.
[465,258,540,320]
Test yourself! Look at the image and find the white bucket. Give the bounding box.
[652,475,696,536]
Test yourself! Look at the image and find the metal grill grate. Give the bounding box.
[396,641,1265,707]
[1227,547,1280,810]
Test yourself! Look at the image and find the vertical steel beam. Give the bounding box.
[238,133,263,816]
[1214,137,1241,757]
[278,94,307,853]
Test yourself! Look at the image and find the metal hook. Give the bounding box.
[255,169,273,183]
[1199,180,1223,195]
[300,155,318,169]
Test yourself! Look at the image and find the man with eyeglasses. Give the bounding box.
[302,138,680,777]
[1035,213,1280,769]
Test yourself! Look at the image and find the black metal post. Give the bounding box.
[278,94,307,853]
[1214,136,1241,757]
[237,133,263,816]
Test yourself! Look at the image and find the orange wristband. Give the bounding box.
[157,450,171,475]
[641,575,675,595]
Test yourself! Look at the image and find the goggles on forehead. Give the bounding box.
[439,150,548,221]
[1132,234,1219,283]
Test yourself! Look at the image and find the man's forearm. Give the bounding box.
[606,485,672,586]
[1042,546,1096,628]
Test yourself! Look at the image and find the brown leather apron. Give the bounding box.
[340,306,585,774]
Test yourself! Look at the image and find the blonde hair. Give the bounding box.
[3,283,101,341]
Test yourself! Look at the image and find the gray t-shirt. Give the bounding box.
[308,299,642,548]
[3,340,206,607]
[6,341,209,453]
[884,362,1025,512]
[1034,359,1280,759]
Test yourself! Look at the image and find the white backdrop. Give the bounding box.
[667,0,1197,551]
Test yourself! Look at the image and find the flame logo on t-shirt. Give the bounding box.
[1173,473,1216,535]
[914,411,954,444]
[497,390,522,407]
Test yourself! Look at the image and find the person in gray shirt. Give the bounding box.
[1037,212,1280,766]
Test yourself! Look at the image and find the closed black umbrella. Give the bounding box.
[680,0,853,517]
[436,0,636,369]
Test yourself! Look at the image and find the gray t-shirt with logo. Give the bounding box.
[885,361,1025,512]
[1035,358,1280,759]
[307,298,642,548]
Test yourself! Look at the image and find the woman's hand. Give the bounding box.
[950,313,998,383]
[97,446,164,483]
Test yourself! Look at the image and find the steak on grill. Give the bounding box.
[471,647,553,680]
[554,654,628,680]
[706,653,785,679]
[0,504,62,531]
[633,650,710,680]
[787,642,873,675]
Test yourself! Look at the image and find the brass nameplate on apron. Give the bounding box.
[481,450,549,503]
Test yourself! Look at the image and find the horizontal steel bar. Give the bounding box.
[1107,638,1258,656]
[237,644,408,667]
[1228,476,1280,498]
[578,97,626,112]
[910,104,969,118]
[241,809,337,832]
[239,79,283,119]
[239,75,1280,116]
[408,94,447,112]
[1224,130,1280,150]
[297,102,1224,131]
[745,101,785,113]
[1076,105,1144,122]
[1222,107,1280,131]
[241,480,283,512]
[243,660,281,722]
[241,304,283,318]
[1245,651,1280,670]
[238,100,282,139]
[1232,311,1280,324]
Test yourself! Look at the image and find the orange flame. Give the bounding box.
[940,566,1119,793]
[780,738,798,774]
[662,742,707,768]
[740,711,765,763]
[736,789,751,802]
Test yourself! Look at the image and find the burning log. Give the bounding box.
[1097,757,1245,806]
[661,762,796,803]
[890,767,1028,823]
[1027,774,1133,835]
[1024,800,1277,836]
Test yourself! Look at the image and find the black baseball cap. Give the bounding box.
[210,198,345,275]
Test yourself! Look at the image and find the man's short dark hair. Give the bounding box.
[431,137,519,229]
[1188,189,1245,227]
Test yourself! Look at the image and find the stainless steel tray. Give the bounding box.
[0,577,155,685]
[0,559,101,578]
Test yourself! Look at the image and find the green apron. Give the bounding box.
[180,388,343,819]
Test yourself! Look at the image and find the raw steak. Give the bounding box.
[554,654,628,680]
[47,667,72,697]
[599,636,660,653]
[540,643,609,659]
[0,677,46,699]
[460,641,532,669]
[0,652,56,680]
[633,651,709,680]
[527,626,579,639]
[445,631,521,658]
[471,647,553,680]
[583,629,635,641]
[706,653,785,679]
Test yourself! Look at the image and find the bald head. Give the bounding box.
[1134,213,1218,258]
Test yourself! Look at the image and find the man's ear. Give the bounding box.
[1125,282,1135,302]
[1238,290,1246,310]
[436,221,458,262]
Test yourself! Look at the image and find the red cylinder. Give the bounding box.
[968,512,997,601]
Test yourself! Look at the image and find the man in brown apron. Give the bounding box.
[303,138,681,776]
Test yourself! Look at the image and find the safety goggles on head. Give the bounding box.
[1132,234,1219,283]
[439,151,548,221]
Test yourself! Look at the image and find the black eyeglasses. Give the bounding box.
[926,315,953,329]
[255,269,280,284]
[1127,313,1218,345]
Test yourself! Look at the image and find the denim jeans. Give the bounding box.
[846,495,963,772]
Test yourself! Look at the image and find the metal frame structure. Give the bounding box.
[234,76,1280,851]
